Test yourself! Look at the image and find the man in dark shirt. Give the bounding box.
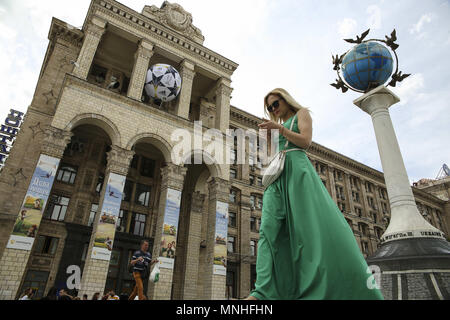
[128,240,158,300]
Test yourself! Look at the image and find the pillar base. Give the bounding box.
[367,238,450,300]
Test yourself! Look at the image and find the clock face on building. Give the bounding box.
[145,64,182,102]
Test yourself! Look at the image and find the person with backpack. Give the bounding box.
[128,240,158,300]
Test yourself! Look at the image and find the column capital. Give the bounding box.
[85,19,107,38]
[207,176,231,203]
[41,126,73,159]
[106,145,135,176]
[160,162,188,191]
[180,60,196,80]
[216,78,233,97]
[136,39,154,59]
[353,85,400,115]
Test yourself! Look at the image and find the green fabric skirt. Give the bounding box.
[250,149,384,300]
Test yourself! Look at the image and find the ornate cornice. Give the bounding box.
[48,17,84,48]
[142,1,204,45]
[89,0,238,76]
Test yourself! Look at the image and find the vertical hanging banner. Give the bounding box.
[91,173,125,261]
[213,201,229,276]
[7,155,60,250]
[159,188,182,269]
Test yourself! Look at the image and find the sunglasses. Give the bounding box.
[267,99,281,113]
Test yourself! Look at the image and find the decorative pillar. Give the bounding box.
[215,78,232,134]
[360,178,371,219]
[204,176,231,300]
[79,145,134,298]
[344,172,355,214]
[181,191,205,299]
[239,195,252,298]
[175,60,196,120]
[354,86,445,243]
[72,17,107,80]
[147,163,187,300]
[0,127,72,300]
[128,39,154,101]
[327,165,337,202]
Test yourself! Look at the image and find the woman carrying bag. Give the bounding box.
[245,88,384,300]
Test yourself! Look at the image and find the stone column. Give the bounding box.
[72,17,107,80]
[175,60,196,120]
[360,178,371,218]
[147,163,187,300]
[204,176,231,300]
[344,172,355,214]
[181,191,205,299]
[0,127,72,300]
[354,86,445,243]
[79,145,134,298]
[215,78,233,134]
[327,165,337,202]
[127,39,154,101]
[239,195,252,298]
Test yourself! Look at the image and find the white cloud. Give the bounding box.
[366,5,381,30]
[337,18,357,38]
[391,73,425,106]
[410,13,432,34]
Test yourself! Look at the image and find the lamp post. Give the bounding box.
[331,29,450,300]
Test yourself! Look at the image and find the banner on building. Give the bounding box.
[159,188,182,270]
[91,173,125,261]
[7,155,60,251]
[213,201,229,276]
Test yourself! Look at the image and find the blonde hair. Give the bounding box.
[264,88,312,124]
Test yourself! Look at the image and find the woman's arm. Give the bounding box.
[281,109,312,149]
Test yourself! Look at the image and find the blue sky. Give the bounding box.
[0,0,449,184]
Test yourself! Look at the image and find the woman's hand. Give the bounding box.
[258,118,282,131]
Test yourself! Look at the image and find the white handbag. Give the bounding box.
[262,115,304,188]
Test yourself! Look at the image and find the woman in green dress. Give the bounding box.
[245,88,384,300]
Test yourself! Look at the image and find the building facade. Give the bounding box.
[0,0,448,300]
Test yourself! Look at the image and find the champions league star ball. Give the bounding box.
[144,64,182,102]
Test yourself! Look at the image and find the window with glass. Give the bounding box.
[257,177,262,187]
[122,180,133,202]
[250,195,255,208]
[88,203,99,227]
[250,217,257,232]
[117,210,128,232]
[230,168,237,179]
[250,240,257,256]
[130,213,146,236]
[135,183,151,207]
[227,236,235,253]
[230,148,236,165]
[95,174,104,194]
[257,197,263,209]
[44,195,70,221]
[229,190,237,203]
[56,164,78,185]
[229,212,237,228]
[34,236,59,255]
[249,175,255,185]
[140,157,155,178]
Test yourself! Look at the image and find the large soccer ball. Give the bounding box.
[144,64,182,102]
[341,42,394,92]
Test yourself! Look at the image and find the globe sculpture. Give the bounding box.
[341,42,394,92]
[144,64,182,102]
[331,29,410,94]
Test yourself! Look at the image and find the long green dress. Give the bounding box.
[250,114,384,300]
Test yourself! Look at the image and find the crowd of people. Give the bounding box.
[19,287,135,300]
